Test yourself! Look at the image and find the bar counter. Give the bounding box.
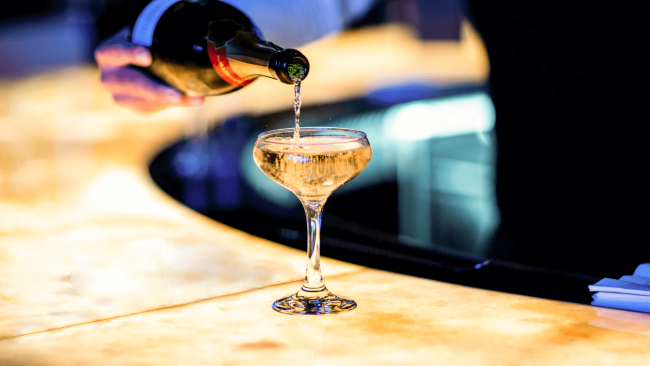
[1,24,649,365]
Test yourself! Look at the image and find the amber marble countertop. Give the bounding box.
[1,24,649,365]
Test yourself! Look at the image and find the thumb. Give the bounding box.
[95,45,152,68]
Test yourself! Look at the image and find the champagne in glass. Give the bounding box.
[253,128,371,315]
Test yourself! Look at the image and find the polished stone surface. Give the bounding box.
[1,270,649,365]
[0,67,361,338]
[2,23,649,365]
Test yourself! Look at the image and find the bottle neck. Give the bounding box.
[222,31,280,80]
[207,31,310,85]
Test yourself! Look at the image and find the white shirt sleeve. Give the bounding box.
[221,0,377,48]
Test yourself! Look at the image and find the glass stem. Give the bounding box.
[301,200,326,293]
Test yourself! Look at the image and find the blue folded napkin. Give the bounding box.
[589,263,650,313]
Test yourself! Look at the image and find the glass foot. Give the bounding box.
[272,288,357,315]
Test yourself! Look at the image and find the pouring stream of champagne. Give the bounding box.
[293,79,302,141]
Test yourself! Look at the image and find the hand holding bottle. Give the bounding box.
[94,27,204,113]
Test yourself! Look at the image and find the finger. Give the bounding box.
[106,82,183,104]
[94,27,152,68]
[101,67,183,103]
[102,68,205,106]
[113,95,204,113]
[95,45,152,68]
[180,96,205,106]
[113,94,170,114]
[106,79,205,108]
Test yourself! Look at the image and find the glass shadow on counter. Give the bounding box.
[150,83,600,305]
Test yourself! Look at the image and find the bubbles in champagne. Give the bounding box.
[253,136,371,202]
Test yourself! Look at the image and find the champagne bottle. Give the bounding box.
[130,0,309,96]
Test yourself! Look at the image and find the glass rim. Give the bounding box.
[256,127,367,145]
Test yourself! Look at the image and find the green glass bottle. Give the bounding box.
[131,0,309,96]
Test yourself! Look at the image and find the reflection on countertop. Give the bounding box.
[590,308,650,337]
[296,318,331,366]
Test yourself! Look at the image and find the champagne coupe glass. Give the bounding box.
[253,127,372,315]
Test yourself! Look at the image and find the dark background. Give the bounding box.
[466,0,646,277]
